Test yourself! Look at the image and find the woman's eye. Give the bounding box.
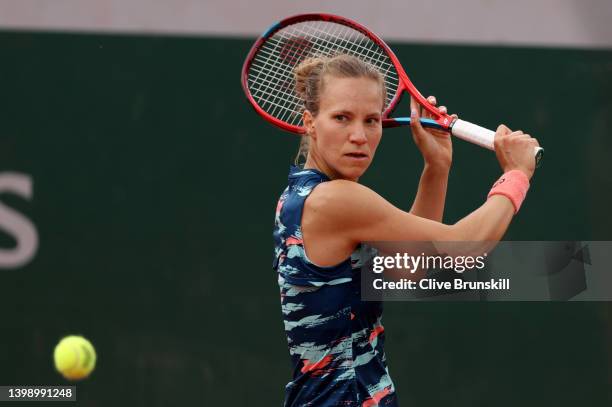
[366,117,380,124]
[334,115,348,122]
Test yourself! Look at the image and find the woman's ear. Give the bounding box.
[303,110,316,140]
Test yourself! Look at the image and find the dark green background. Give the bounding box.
[0,31,611,406]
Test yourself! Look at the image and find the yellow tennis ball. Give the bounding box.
[53,335,96,380]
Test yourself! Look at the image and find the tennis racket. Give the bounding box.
[241,13,544,165]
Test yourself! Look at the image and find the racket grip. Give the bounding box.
[451,119,544,166]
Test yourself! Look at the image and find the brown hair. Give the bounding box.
[293,54,386,165]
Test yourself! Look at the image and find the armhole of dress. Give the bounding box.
[298,181,353,270]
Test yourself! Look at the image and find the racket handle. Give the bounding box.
[451,119,544,167]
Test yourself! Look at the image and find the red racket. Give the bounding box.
[241,13,544,165]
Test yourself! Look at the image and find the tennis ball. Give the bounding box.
[53,335,96,380]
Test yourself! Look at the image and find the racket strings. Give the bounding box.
[259,22,399,122]
[283,22,398,84]
[264,22,398,112]
[247,20,400,127]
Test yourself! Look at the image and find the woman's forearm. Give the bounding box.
[410,164,450,222]
[452,195,514,241]
[430,195,515,258]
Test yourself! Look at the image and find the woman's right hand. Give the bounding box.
[493,124,539,180]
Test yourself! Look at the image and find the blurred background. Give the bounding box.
[1,0,611,405]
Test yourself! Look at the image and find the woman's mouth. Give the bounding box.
[345,152,369,160]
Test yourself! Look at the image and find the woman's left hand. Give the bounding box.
[409,96,456,170]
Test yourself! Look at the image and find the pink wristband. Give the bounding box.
[487,170,530,214]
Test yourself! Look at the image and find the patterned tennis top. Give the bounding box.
[273,165,398,407]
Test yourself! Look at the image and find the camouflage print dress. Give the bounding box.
[273,166,398,407]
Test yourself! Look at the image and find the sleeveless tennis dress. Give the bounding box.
[273,166,398,407]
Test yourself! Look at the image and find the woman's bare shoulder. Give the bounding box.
[305,180,389,222]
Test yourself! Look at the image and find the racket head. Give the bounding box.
[242,13,440,134]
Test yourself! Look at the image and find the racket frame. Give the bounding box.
[241,13,450,135]
[242,13,543,166]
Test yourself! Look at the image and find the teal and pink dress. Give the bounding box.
[273,165,398,407]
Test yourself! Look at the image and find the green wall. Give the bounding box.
[0,31,611,406]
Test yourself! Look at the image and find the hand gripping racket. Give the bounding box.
[241,13,544,166]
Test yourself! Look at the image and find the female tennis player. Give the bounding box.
[272,54,538,406]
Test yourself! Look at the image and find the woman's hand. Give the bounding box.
[493,124,539,180]
[409,96,455,170]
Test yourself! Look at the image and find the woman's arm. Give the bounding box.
[312,179,513,244]
[408,96,453,222]
[306,124,538,247]
[409,164,449,222]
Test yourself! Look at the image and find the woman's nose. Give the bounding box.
[348,126,368,144]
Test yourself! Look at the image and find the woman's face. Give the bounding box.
[304,76,383,181]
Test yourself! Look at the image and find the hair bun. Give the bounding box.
[294,57,327,100]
